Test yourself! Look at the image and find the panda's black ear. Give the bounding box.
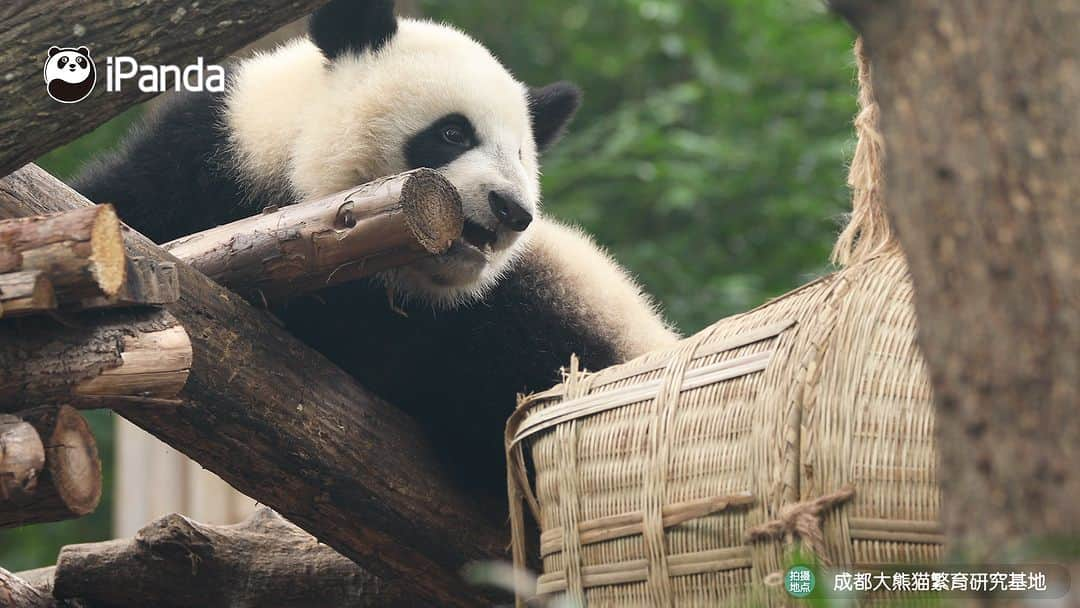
[528,81,582,153]
[76,46,90,57]
[310,0,398,61]
[48,46,61,57]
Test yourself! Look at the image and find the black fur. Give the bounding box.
[404,113,478,170]
[73,90,263,243]
[528,81,582,151]
[278,261,620,498]
[310,0,397,60]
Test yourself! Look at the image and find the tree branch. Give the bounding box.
[46,508,403,607]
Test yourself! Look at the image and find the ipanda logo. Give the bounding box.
[44,45,224,103]
[44,46,96,103]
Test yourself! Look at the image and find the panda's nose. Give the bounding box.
[488,191,532,232]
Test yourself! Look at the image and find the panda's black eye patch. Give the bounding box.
[405,113,478,170]
[77,57,87,68]
[58,57,68,68]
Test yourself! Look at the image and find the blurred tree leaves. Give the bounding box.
[425,0,856,331]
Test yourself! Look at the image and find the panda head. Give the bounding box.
[45,46,93,84]
[285,0,580,307]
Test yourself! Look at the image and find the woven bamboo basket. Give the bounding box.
[505,39,942,606]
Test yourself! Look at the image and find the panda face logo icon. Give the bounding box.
[44,46,96,103]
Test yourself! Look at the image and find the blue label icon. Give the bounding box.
[785,565,815,597]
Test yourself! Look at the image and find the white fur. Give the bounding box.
[225,20,538,302]
[525,219,678,358]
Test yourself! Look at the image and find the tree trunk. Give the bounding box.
[47,508,402,608]
[0,406,101,528]
[0,0,330,179]
[833,0,1080,562]
[0,310,191,412]
[164,168,462,304]
[0,164,505,607]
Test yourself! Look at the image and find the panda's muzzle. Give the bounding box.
[462,220,498,251]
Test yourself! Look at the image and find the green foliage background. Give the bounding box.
[1,0,855,571]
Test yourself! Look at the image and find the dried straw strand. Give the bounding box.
[832,36,897,266]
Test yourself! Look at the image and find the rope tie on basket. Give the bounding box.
[556,356,597,606]
[743,484,855,564]
[643,325,717,607]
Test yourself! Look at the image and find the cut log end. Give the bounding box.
[31,406,101,518]
[89,204,125,297]
[401,168,465,254]
[0,416,46,502]
[0,407,101,528]
[49,416,100,516]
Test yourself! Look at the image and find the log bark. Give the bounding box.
[0,310,192,412]
[0,567,83,608]
[164,168,463,303]
[13,567,55,597]
[49,508,403,607]
[0,406,101,528]
[76,256,180,311]
[833,1,1080,562]
[0,165,505,607]
[0,567,53,608]
[0,0,330,179]
[0,270,56,317]
[0,415,45,502]
[0,206,124,303]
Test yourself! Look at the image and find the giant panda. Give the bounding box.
[74,0,678,503]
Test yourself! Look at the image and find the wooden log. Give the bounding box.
[0,415,45,502]
[164,169,463,303]
[76,256,180,310]
[13,567,55,596]
[0,0,331,179]
[0,205,124,303]
[0,310,192,412]
[0,406,101,528]
[0,270,57,317]
[50,508,404,607]
[0,567,53,608]
[0,165,505,607]
[0,567,84,608]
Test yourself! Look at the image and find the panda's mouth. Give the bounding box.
[461,219,498,252]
